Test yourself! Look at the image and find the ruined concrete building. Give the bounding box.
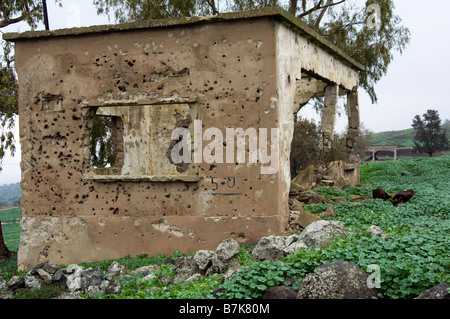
[5,7,363,269]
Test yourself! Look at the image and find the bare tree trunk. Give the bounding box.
[0,219,14,260]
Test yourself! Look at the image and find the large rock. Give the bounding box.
[106,261,124,277]
[415,283,450,299]
[292,164,316,188]
[25,273,44,289]
[295,210,322,229]
[252,235,307,261]
[298,220,348,248]
[66,266,105,293]
[319,205,336,218]
[283,235,308,255]
[173,238,240,282]
[193,250,216,271]
[290,181,331,204]
[251,236,286,261]
[216,238,240,262]
[173,256,204,284]
[133,265,160,275]
[7,276,25,290]
[297,260,378,299]
[262,286,297,299]
[288,198,304,211]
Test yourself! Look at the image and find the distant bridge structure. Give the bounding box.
[365,145,398,162]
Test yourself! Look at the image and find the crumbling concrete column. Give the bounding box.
[346,89,360,163]
[320,85,338,151]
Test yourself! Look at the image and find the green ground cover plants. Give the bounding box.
[1,155,449,299]
[221,156,449,299]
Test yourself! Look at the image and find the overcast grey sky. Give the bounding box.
[0,0,449,185]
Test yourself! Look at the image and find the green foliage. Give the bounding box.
[1,156,449,299]
[290,118,320,176]
[412,109,449,157]
[0,206,21,252]
[219,156,450,299]
[87,262,222,299]
[0,1,54,29]
[321,0,410,103]
[0,42,18,168]
[0,254,21,281]
[0,183,21,206]
[13,283,68,299]
[0,1,63,169]
[368,122,450,150]
[94,0,202,23]
[219,261,299,299]
[80,251,184,273]
[89,115,117,168]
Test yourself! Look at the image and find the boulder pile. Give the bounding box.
[0,220,445,300]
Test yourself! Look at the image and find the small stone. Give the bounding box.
[7,276,25,290]
[366,225,389,238]
[87,285,104,298]
[194,250,216,270]
[52,269,68,286]
[37,268,53,284]
[141,273,157,283]
[185,273,202,282]
[216,238,240,261]
[173,256,204,284]
[107,261,124,277]
[295,210,322,228]
[158,274,173,285]
[299,220,348,248]
[0,277,6,290]
[105,280,122,295]
[133,265,160,275]
[24,274,43,289]
[319,205,336,218]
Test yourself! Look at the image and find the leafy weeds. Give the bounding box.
[1,156,449,299]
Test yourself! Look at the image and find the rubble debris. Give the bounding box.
[289,181,331,204]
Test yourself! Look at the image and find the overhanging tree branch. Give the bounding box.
[297,0,346,21]
[204,0,219,15]
[313,0,332,29]
[0,4,42,29]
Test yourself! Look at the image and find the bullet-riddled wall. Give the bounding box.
[5,8,363,269]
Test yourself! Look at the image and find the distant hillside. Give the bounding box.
[371,122,450,149]
[0,182,21,207]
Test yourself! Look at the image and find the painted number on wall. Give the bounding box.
[211,177,242,196]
